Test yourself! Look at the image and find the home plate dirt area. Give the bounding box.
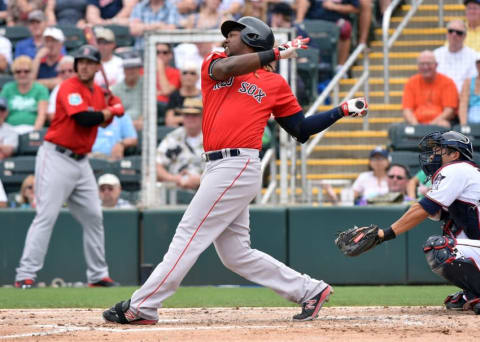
[1,306,479,341]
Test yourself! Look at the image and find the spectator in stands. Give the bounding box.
[181,0,230,29]
[90,105,138,160]
[45,0,88,28]
[434,19,477,93]
[459,53,480,125]
[0,0,6,25]
[156,43,181,104]
[0,56,49,134]
[465,0,480,52]
[366,163,412,205]
[0,97,19,159]
[171,0,199,20]
[0,36,12,74]
[14,10,66,59]
[0,177,6,208]
[407,169,431,201]
[165,62,201,127]
[129,0,179,50]
[32,27,65,91]
[6,0,46,26]
[218,0,243,19]
[94,27,124,89]
[98,173,134,208]
[352,146,390,206]
[270,3,311,43]
[156,97,204,190]
[295,0,359,69]
[243,0,266,23]
[14,174,36,208]
[86,0,137,26]
[358,0,372,45]
[402,50,458,128]
[47,55,75,121]
[111,51,143,130]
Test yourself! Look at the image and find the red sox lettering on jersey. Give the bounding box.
[238,82,267,103]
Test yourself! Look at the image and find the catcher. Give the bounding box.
[336,130,480,314]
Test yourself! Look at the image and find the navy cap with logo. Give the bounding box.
[369,146,389,159]
[0,97,7,110]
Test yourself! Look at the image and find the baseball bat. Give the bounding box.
[83,26,111,95]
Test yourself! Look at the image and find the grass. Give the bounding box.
[0,285,459,309]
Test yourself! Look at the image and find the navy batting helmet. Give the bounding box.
[418,130,473,176]
[221,16,274,51]
[74,44,101,71]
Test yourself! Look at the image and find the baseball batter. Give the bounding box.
[336,131,480,314]
[14,45,124,288]
[103,17,368,324]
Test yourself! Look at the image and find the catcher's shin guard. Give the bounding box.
[424,235,480,298]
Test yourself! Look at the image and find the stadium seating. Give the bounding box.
[388,123,448,152]
[88,158,114,178]
[157,101,168,126]
[0,74,14,91]
[296,48,319,106]
[157,125,175,145]
[3,26,31,50]
[17,129,47,155]
[0,156,36,193]
[453,124,480,152]
[56,25,86,53]
[299,19,339,80]
[112,156,141,191]
[390,151,421,175]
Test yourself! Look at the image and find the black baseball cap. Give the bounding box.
[271,2,293,17]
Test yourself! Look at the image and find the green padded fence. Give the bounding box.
[0,209,138,286]
[141,207,288,286]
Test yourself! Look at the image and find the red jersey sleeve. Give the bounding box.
[57,81,90,116]
[271,76,302,118]
[201,51,226,83]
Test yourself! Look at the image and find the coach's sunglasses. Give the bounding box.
[447,29,465,36]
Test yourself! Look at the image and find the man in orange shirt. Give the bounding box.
[402,50,458,128]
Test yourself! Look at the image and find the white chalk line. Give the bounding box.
[0,323,310,339]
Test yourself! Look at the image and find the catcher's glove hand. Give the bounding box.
[335,224,382,257]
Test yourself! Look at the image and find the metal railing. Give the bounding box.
[300,43,369,201]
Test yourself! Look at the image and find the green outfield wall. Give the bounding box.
[0,206,446,286]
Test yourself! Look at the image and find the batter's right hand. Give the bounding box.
[108,95,122,106]
[340,97,368,117]
[275,36,310,60]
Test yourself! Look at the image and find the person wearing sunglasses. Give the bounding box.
[434,19,478,94]
[14,174,36,209]
[155,43,181,104]
[47,55,75,121]
[165,62,201,127]
[367,164,413,205]
[0,55,49,134]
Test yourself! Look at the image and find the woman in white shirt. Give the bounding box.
[352,146,390,205]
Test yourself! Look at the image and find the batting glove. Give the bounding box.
[108,103,125,117]
[108,95,122,106]
[274,36,310,60]
[340,97,368,117]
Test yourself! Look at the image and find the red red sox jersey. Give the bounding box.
[201,51,302,151]
[45,76,107,154]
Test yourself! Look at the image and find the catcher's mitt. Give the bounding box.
[335,224,382,257]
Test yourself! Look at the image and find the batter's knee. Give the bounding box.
[423,235,456,274]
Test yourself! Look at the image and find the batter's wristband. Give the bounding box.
[383,227,396,241]
[258,50,276,66]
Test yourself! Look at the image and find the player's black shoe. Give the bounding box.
[88,277,120,287]
[293,285,333,321]
[444,291,467,310]
[14,279,35,289]
[103,299,158,325]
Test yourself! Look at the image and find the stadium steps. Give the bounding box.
[293,0,460,199]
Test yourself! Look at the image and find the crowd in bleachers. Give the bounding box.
[2,0,480,207]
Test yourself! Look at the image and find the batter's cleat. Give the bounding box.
[88,277,120,287]
[444,291,467,310]
[103,299,158,325]
[14,279,35,289]
[292,285,333,321]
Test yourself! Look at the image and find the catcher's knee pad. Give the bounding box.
[423,235,456,273]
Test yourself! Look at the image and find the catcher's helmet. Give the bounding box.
[418,130,473,176]
[74,44,101,71]
[221,16,274,51]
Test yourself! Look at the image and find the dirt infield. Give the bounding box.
[1,306,478,341]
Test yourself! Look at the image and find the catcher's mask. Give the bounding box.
[418,130,473,176]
